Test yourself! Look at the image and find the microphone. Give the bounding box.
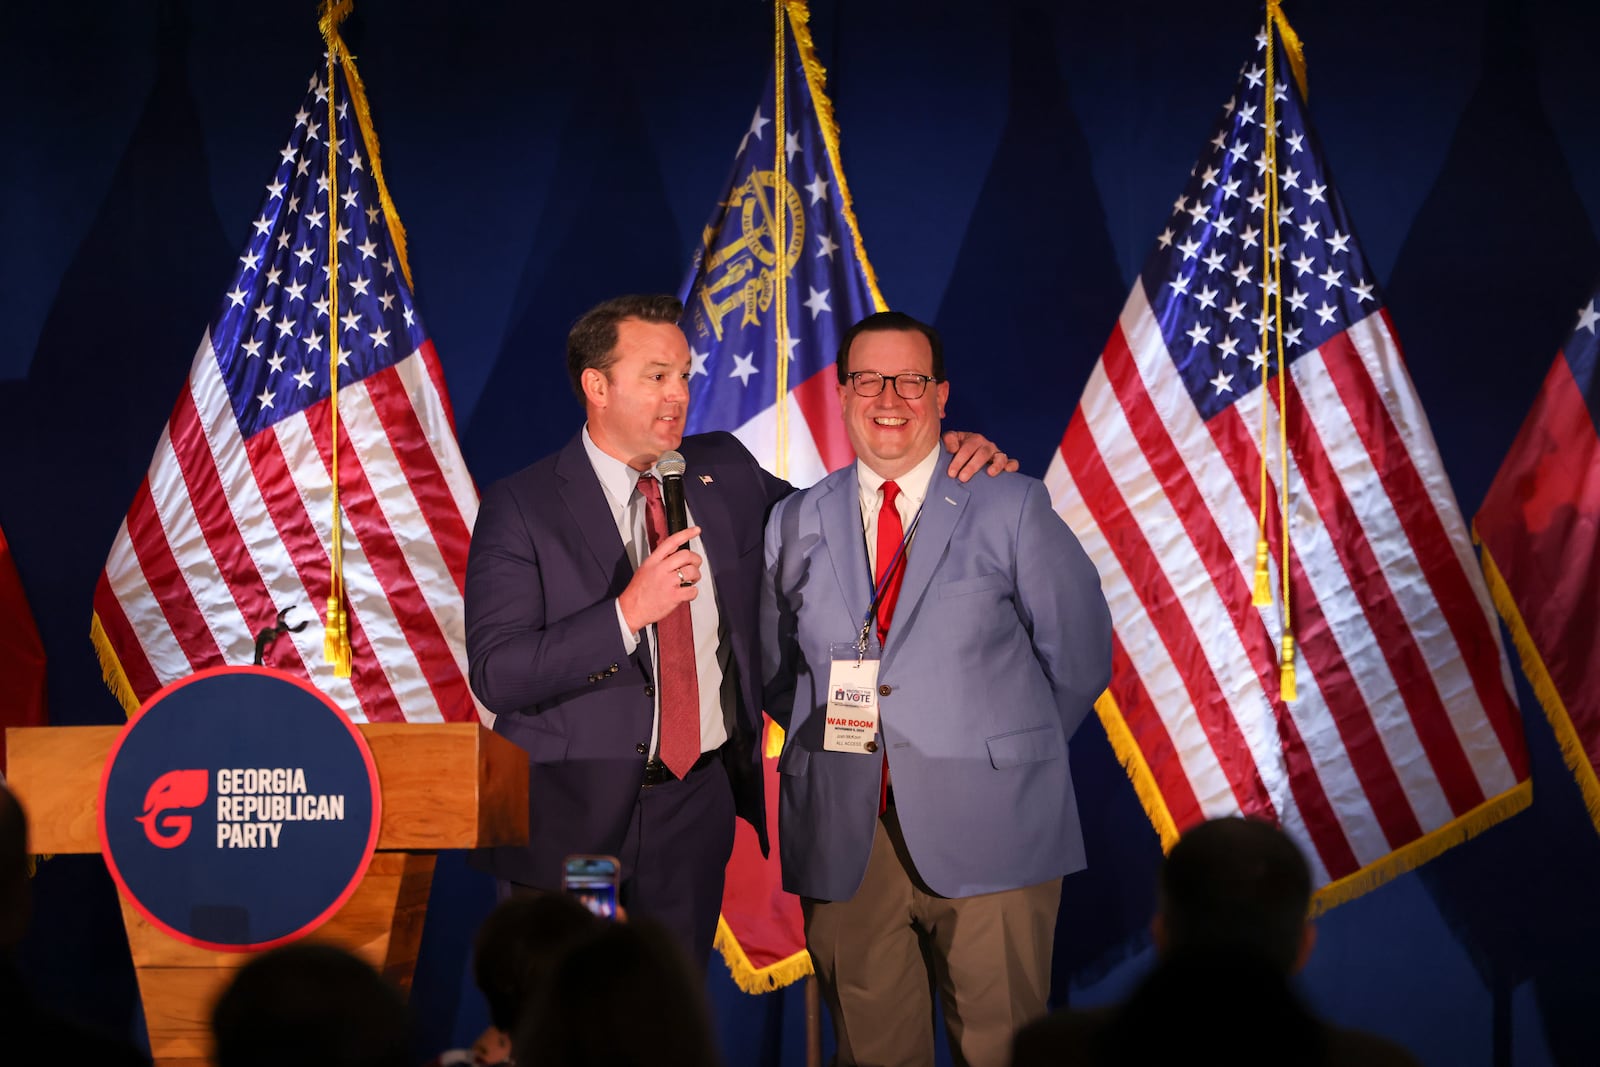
[655,450,689,536]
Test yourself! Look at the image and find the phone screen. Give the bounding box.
[562,854,620,919]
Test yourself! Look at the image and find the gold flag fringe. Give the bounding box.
[1097,683,1533,914]
[90,612,140,716]
[1094,690,1180,850]
[1477,535,1600,833]
[329,25,415,290]
[1310,780,1531,915]
[714,914,814,994]
[1267,0,1309,100]
[783,0,887,314]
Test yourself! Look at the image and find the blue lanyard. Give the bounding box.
[857,504,923,656]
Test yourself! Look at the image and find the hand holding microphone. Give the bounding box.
[618,526,702,633]
[618,450,702,633]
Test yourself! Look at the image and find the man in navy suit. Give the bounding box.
[464,295,1008,967]
[761,311,1113,1066]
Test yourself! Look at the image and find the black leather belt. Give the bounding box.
[640,747,721,788]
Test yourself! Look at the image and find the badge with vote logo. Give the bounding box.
[825,642,882,754]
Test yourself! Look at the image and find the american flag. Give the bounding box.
[1045,15,1529,900]
[678,0,880,990]
[91,50,481,726]
[677,0,882,487]
[1476,285,1600,835]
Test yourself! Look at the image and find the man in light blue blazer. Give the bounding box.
[760,311,1113,1067]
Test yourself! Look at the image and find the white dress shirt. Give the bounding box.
[856,443,942,577]
[582,426,729,756]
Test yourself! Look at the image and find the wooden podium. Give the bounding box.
[6,722,528,1067]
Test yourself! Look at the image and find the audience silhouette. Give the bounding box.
[1012,817,1421,1067]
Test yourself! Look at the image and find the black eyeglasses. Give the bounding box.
[844,371,940,399]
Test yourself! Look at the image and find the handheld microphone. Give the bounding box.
[655,450,689,536]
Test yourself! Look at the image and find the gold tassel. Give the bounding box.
[323,594,340,661]
[1279,633,1297,702]
[1252,540,1272,606]
[324,594,352,678]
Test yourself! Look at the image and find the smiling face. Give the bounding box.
[582,318,692,471]
[838,327,949,480]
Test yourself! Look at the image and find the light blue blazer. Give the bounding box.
[760,460,1112,901]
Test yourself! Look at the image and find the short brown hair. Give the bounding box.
[566,294,684,401]
[836,310,945,383]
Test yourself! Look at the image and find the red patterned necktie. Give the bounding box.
[638,475,700,779]
[874,480,905,814]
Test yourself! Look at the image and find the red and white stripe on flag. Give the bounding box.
[93,335,481,724]
[1047,284,1528,902]
[92,50,482,727]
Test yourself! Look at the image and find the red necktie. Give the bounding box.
[874,481,906,644]
[638,475,700,780]
[874,480,905,813]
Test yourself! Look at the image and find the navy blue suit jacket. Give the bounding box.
[465,430,787,888]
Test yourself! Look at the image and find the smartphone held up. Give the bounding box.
[562,854,620,919]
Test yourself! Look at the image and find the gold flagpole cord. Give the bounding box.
[772,0,790,480]
[1265,0,1297,699]
[319,0,353,677]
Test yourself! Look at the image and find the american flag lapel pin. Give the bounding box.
[700,474,714,485]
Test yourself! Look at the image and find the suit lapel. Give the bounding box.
[682,464,734,576]
[886,465,967,662]
[819,471,875,636]
[554,433,631,584]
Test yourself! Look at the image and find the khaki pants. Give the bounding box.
[802,807,1062,1067]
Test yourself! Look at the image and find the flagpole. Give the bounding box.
[772,0,790,481]
[1250,0,1298,700]
[319,0,353,678]
[773,7,822,1061]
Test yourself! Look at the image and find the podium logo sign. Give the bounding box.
[99,667,381,951]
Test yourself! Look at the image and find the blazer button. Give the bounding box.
[635,743,648,755]
[878,684,892,696]
[609,663,620,674]
[587,674,598,683]
[644,685,655,698]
